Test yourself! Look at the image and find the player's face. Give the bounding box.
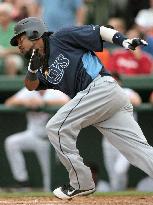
[17,34,36,59]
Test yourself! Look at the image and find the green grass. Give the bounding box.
[0,192,53,197]
[0,191,153,198]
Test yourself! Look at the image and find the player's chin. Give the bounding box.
[24,48,33,60]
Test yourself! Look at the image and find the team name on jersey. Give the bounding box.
[41,54,69,84]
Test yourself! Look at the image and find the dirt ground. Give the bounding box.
[0,195,153,205]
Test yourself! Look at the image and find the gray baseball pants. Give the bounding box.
[46,75,153,190]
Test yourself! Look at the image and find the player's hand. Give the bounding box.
[28,49,42,72]
[122,38,148,51]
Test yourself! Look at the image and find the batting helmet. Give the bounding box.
[10,17,48,46]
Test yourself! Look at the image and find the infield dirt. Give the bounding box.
[0,195,153,205]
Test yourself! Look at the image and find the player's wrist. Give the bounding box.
[26,70,38,81]
[112,32,127,47]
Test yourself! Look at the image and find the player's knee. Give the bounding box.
[46,119,58,136]
[46,120,52,133]
[46,118,65,145]
[5,137,15,150]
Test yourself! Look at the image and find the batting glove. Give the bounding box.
[28,49,42,73]
[122,38,148,50]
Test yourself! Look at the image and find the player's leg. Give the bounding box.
[102,137,118,190]
[46,75,130,199]
[4,131,32,185]
[46,78,113,198]
[46,99,95,198]
[33,138,51,192]
[96,106,153,180]
[102,137,129,191]
[113,152,130,191]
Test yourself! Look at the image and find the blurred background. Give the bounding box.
[1,0,153,193]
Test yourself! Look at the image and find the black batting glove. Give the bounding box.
[28,49,42,73]
[122,38,148,51]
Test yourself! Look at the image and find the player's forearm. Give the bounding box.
[100,26,127,46]
[5,98,26,106]
[45,98,69,106]
[100,26,148,50]
[24,71,39,91]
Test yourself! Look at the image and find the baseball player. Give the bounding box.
[4,87,69,192]
[10,17,153,199]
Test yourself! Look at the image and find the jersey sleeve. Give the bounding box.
[54,25,103,52]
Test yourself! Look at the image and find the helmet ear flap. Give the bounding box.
[26,30,39,40]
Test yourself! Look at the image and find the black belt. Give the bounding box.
[99,68,111,77]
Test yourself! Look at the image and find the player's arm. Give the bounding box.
[45,93,70,106]
[4,88,32,107]
[5,96,26,107]
[5,95,45,108]
[45,97,69,106]
[100,25,148,50]
[129,91,142,106]
[24,49,40,91]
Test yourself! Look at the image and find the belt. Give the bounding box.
[99,68,111,77]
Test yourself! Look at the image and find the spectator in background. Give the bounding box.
[108,0,128,18]
[4,54,24,75]
[134,0,153,57]
[102,137,130,191]
[87,162,110,192]
[96,17,127,68]
[103,17,127,52]
[135,89,153,192]
[35,0,87,32]
[96,48,110,69]
[4,0,39,21]
[0,2,24,75]
[150,91,153,104]
[102,72,142,191]
[107,27,153,76]
[136,176,153,192]
[135,2,153,36]
[125,0,150,28]
[4,87,69,191]
[108,17,127,34]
